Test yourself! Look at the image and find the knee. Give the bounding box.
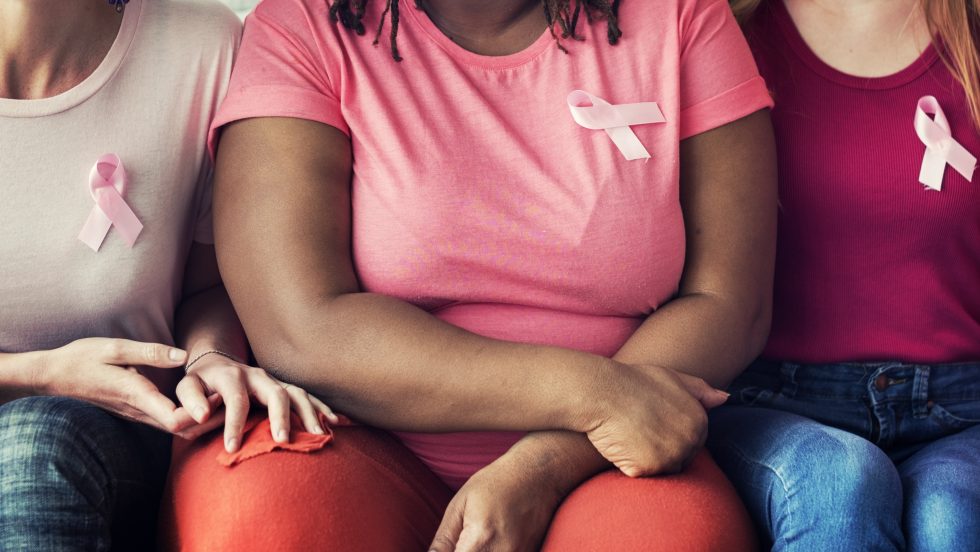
[0,397,100,480]
[162,426,447,552]
[780,428,900,512]
[904,460,980,550]
[544,452,756,552]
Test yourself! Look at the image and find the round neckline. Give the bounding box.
[404,4,554,70]
[0,0,142,118]
[772,0,939,90]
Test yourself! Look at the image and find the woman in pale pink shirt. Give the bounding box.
[0,0,331,548]
[164,0,776,550]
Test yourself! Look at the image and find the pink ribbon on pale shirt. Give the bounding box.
[77,154,143,251]
[915,95,976,191]
[567,90,665,161]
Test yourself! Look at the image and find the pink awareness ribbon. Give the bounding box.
[567,90,665,161]
[77,154,143,251]
[915,95,976,191]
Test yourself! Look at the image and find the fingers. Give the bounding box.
[246,369,291,443]
[175,374,211,423]
[176,397,226,441]
[676,373,730,409]
[100,339,187,369]
[309,395,342,426]
[429,497,466,552]
[283,384,325,435]
[123,372,195,434]
[204,368,251,453]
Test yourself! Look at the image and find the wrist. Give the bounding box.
[564,356,622,433]
[503,431,606,502]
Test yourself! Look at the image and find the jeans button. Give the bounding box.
[874,374,889,391]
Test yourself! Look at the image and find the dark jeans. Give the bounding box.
[708,361,980,552]
[0,396,170,551]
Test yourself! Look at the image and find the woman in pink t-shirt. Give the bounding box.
[0,0,331,548]
[707,0,980,550]
[164,0,776,550]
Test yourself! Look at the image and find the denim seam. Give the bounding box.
[713,441,796,540]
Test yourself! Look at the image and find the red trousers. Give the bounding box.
[160,426,756,551]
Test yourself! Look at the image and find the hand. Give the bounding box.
[38,337,199,434]
[583,362,728,477]
[429,451,564,552]
[175,351,339,453]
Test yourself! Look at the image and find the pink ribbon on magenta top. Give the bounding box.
[567,90,665,161]
[77,154,143,251]
[915,95,976,191]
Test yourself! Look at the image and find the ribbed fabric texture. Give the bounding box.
[748,0,980,363]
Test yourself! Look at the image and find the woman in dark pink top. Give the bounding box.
[709,0,980,550]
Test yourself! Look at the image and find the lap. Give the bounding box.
[542,450,757,552]
[161,424,453,552]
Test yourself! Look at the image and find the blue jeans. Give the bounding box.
[707,361,980,552]
[0,396,170,551]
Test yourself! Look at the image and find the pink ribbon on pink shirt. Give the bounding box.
[77,154,143,251]
[567,90,665,161]
[915,95,976,191]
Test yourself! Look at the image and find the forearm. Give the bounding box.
[0,351,46,404]
[616,291,769,388]
[501,290,769,487]
[246,291,607,433]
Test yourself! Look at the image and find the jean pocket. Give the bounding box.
[930,402,980,430]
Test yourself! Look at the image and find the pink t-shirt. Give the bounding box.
[747,0,980,363]
[214,0,771,488]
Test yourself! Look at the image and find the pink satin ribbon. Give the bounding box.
[915,95,976,191]
[77,154,143,251]
[567,90,665,160]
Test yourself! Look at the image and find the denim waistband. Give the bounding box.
[744,360,980,402]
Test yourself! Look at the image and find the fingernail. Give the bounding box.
[193,406,206,421]
[312,425,324,435]
[225,437,238,452]
[277,429,289,442]
[169,348,183,362]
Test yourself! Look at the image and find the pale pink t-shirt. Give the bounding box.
[0,0,239,353]
[214,0,772,488]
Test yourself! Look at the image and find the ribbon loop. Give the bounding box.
[78,154,143,251]
[915,95,976,191]
[567,90,665,161]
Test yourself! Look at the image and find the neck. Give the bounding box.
[418,0,546,55]
[0,0,122,99]
[785,0,930,77]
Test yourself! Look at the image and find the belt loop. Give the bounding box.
[779,363,799,397]
[912,365,931,418]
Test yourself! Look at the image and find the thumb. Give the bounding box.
[679,375,730,409]
[429,497,466,552]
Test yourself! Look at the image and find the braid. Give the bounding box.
[328,0,623,61]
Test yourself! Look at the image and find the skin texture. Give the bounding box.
[784,0,930,77]
[0,0,330,453]
[213,1,776,549]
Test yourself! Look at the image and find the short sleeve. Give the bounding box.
[207,0,347,155]
[677,0,773,139]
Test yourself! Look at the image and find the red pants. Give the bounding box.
[160,426,756,551]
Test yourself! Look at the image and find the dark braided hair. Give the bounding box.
[328,0,622,62]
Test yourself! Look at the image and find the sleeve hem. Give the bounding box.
[679,76,773,140]
[207,84,349,158]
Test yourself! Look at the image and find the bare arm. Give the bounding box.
[487,108,778,492]
[213,118,617,434]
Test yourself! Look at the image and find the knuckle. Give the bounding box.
[103,340,124,360]
[143,344,159,363]
[226,394,250,412]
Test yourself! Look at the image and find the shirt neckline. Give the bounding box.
[0,0,142,118]
[772,0,939,90]
[404,4,554,70]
